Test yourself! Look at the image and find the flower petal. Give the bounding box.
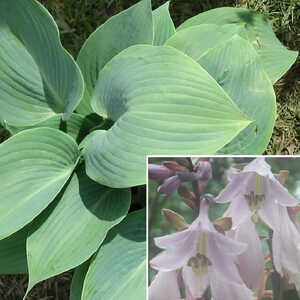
[222,194,252,229]
[209,268,254,300]
[149,271,181,300]
[259,195,281,231]
[275,208,300,274]
[243,157,272,177]
[210,231,247,257]
[272,230,282,275]
[151,247,192,272]
[182,264,209,299]
[215,172,252,203]
[154,230,197,250]
[206,232,245,284]
[234,219,265,293]
[265,177,298,207]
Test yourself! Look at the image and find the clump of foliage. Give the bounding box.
[0,0,298,299]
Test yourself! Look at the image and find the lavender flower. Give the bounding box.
[216,158,297,229]
[150,200,253,300]
[216,157,299,293]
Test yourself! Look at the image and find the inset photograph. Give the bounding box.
[148,157,300,300]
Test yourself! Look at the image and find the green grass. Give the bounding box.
[0,0,299,299]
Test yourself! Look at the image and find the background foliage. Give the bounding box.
[0,0,299,298]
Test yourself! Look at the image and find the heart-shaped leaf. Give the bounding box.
[76,0,153,116]
[0,128,79,240]
[83,45,251,188]
[178,7,298,84]
[0,0,84,127]
[81,209,146,300]
[198,35,276,154]
[153,2,175,46]
[25,168,130,295]
[166,25,276,153]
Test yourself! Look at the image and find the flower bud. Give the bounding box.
[175,158,190,169]
[157,175,181,196]
[177,185,196,209]
[163,161,185,172]
[148,164,174,181]
[194,160,212,182]
[176,171,200,182]
[162,209,189,230]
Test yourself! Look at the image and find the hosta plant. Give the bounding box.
[0,0,297,299]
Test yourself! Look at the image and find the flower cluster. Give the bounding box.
[148,158,212,196]
[149,158,300,300]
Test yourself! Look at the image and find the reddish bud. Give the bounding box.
[177,185,196,209]
[163,161,185,172]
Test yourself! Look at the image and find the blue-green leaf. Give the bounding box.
[0,128,79,240]
[76,0,153,116]
[0,0,84,127]
[153,2,175,46]
[81,210,146,300]
[25,168,130,296]
[178,7,298,84]
[83,45,251,188]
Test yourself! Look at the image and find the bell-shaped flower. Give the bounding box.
[215,157,297,231]
[216,157,300,293]
[149,271,181,300]
[150,200,253,300]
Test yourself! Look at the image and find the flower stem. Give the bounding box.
[187,158,201,212]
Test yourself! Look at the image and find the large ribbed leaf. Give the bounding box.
[25,169,130,295]
[166,25,276,153]
[0,128,79,240]
[153,2,175,46]
[178,7,298,84]
[199,36,276,154]
[0,226,28,274]
[6,113,101,144]
[83,45,251,188]
[166,24,242,60]
[76,0,153,116]
[81,210,146,300]
[0,0,84,127]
